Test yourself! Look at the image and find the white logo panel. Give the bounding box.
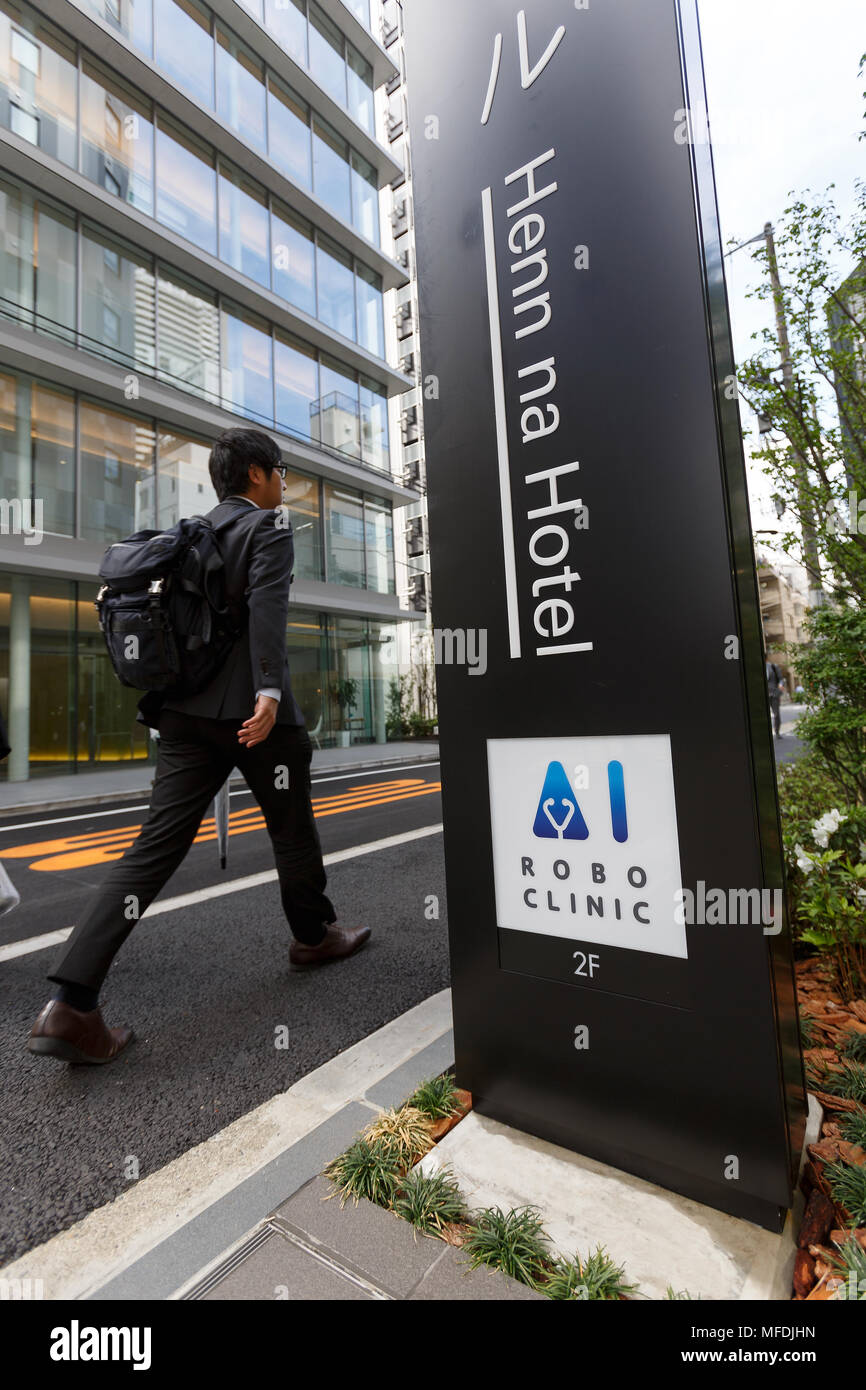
[487,734,688,959]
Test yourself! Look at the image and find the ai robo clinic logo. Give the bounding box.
[532,759,628,843]
[487,735,688,960]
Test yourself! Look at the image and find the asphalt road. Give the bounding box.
[0,761,446,1266]
[0,708,804,1268]
[774,703,808,765]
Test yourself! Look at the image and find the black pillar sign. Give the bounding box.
[402,0,808,1230]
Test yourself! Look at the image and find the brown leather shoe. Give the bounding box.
[28,1000,134,1065]
[289,923,370,970]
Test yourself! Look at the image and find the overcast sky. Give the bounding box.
[697,0,864,536]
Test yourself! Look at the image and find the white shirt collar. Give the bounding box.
[224,494,261,508]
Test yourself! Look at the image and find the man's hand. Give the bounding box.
[238,695,279,748]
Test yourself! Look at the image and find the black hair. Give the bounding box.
[208,428,282,501]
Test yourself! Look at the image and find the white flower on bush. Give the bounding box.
[794,843,816,874]
[811,809,846,848]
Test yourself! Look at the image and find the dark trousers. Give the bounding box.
[48,709,335,993]
[769,693,781,735]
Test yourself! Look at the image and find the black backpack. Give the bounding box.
[95,514,246,697]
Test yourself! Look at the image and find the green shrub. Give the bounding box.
[324,1137,402,1208]
[407,1072,462,1120]
[780,786,866,1000]
[391,1166,468,1236]
[543,1247,637,1301]
[462,1206,551,1286]
[839,1109,866,1147]
[825,1159,866,1225]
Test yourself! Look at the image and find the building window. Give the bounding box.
[267,75,312,190]
[316,234,356,341]
[0,0,77,167]
[324,482,364,587]
[79,399,156,542]
[153,0,214,111]
[271,200,316,316]
[218,160,270,289]
[274,331,318,444]
[360,374,389,471]
[157,427,217,526]
[342,0,370,29]
[76,0,154,58]
[82,223,155,370]
[156,265,220,403]
[221,302,274,426]
[264,0,307,67]
[318,354,360,459]
[285,608,328,733]
[0,180,76,346]
[355,261,384,358]
[282,469,322,579]
[80,60,155,216]
[155,117,217,256]
[312,115,351,224]
[216,25,266,152]
[351,151,379,244]
[364,494,394,594]
[0,175,33,326]
[9,103,37,144]
[11,26,38,74]
[0,373,75,536]
[308,3,346,109]
[346,43,373,133]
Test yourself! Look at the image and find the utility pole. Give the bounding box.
[762,222,825,608]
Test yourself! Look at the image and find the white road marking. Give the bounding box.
[0,823,444,963]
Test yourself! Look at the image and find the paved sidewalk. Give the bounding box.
[187,1175,542,1301]
[1,991,540,1302]
[0,741,440,817]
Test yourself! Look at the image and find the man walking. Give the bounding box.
[766,659,784,739]
[28,428,369,1066]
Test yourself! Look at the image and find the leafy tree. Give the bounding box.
[792,605,866,805]
[736,177,866,606]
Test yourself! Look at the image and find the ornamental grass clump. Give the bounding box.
[462,1205,551,1287]
[543,1247,638,1301]
[827,1231,866,1299]
[407,1072,463,1120]
[324,1137,402,1208]
[806,1057,866,1103]
[825,1159,866,1225]
[839,1109,866,1147]
[363,1106,434,1168]
[391,1166,468,1236]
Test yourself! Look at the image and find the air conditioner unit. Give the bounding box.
[403,457,422,489]
[409,573,428,612]
[406,517,425,556]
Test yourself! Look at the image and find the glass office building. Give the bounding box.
[0,0,416,779]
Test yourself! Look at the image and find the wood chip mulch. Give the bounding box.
[793,957,866,1300]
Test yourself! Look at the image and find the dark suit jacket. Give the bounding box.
[145,498,305,728]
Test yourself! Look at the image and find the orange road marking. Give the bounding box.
[2,779,442,872]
